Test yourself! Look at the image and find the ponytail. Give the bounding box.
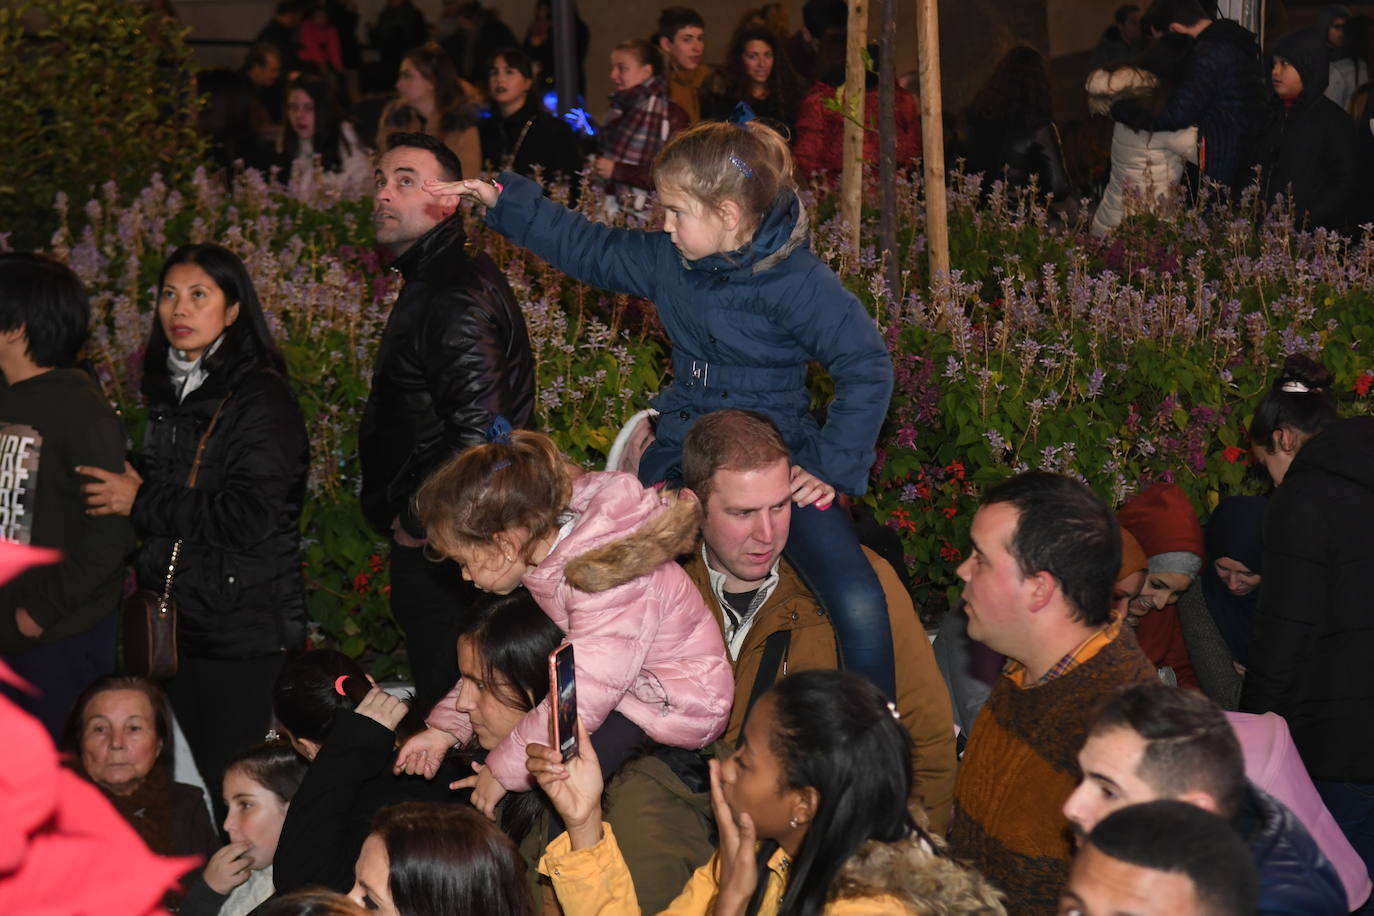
[1249,354,1339,450]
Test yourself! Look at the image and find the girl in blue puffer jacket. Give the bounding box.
[428,117,897,701]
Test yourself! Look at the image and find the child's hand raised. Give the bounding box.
[451,760,507,821]
[394,725,459,779]
[789,465,835,510]
[423,177,501,208]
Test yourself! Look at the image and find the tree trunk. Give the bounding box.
[917,0,950,295]
[878,0,899,318]
[841,0,868,254]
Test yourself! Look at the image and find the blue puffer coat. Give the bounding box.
[1240,785,1346,915]
[485,172,893,495]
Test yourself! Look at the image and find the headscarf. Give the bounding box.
[1201,495,1267,666]
[1117,527,1147,582]
[1117,483,1206,577]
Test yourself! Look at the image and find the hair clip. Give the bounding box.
[729,155,754,179]
[1279,380,1310,394]
[334,675,350,696]
[264,728,280,742]
[728,101,757,126]
[491,459,511,472]
[885,700,901,722]
[485,415,513,445]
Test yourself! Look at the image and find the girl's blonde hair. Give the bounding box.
[652,119,796,238]
[415,430,575,563]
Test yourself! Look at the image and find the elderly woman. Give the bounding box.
[67,675,218,861]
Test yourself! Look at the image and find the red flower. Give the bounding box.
[353,572,370,594]
[1222,446,1244,464]
[944,461,966,481]
[915,483,932,500]
[938,542,962,563]
[1355,372,1373,397]
[369,553,384,572]
[888,508,917,533]
[943,506,958,519]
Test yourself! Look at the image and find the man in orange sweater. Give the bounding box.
[948,471,1154,914]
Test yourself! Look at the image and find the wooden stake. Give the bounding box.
[841,0,868,253]
[917,0,950,290]
[877,0,899,319]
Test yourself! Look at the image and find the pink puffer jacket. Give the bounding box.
[427,471,734,791]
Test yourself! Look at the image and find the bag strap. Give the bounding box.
[739,628,792,731]
[157,395,232,610]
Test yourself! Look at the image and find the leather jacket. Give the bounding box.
[359,216,535,536]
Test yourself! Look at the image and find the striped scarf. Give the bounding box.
[600,75,671,167]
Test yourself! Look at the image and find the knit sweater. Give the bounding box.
[949,627,1154,915]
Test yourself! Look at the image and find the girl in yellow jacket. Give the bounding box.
[527,670,1005,916]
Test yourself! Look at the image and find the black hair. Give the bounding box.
[721,24,803,116]
[486,46,534,80]
[281,74,356,172]
[1144,0,1209,28]
[1105,31,1194,117]
[385,130,464,182]
[142,244,288,396]
[1090,682,1247,818]
[1249,354,1338,451]
[0,252,91,368]
[801,0,847,40]
[370,801,535,916]
[456,589,565,843]
[244,41,283,72]
[1115,3,1140,25]
[982,470,1121,627]
[657,5,706,43]
[225,740,309,804]
[1085,801,1258,915]
[250,890,366,916]
[746,670,921,916]
[272,649,371,744]
[65,674,176,770]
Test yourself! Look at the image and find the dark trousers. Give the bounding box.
[167,651,286,825]
[2,613,118,741]
[389,543,477,719]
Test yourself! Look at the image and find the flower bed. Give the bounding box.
[44,165,1374,671]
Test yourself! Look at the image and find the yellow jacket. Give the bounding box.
[539,825,916,915]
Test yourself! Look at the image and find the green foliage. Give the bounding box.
[0,0,202,248]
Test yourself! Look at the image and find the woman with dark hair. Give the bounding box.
[1086,32,1198,235]
[182,741,309,915]
[701,24,804,135]
[66,674,218,900]
[79,243,308,824]
[279,74,372,193]
[440,588,715,913]
[529,669,1005,915]
[961,45,1071,200]
[378,42,482,179]
[272,650,459,896]
[1240,354,1374,881]
[479,47,582,183]
[349,802,534,916]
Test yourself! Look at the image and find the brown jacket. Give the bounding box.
[683,548,958,834]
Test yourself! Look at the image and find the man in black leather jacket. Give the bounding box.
[1063,682,1349,915]
[359,132,535,713]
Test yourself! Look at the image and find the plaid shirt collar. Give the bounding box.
[1003,610,1127,688]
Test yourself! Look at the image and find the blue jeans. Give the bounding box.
[1315,779,1374,913]
[783,502,896,702]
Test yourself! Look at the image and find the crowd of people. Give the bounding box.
[4,0,1374,913]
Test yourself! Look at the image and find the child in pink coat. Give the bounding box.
[394,428,734,815]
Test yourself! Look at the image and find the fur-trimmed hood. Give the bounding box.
[564,480,701,592]
[832,827,1007,915]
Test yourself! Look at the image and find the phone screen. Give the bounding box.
[550,643,578,761]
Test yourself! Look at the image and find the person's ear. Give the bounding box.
[1275,427,1299,456]
[659,34,674,55]
[718,198,744,233]
[1,324,27,345]
[791,785,819,827]
[1177,790,1220,815]
[225,302,240,327]
[1027,569,1059,613]
[492,530,521,563]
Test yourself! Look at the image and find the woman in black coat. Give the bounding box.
[479,47,583,188]
[1239,354,1374,878]
[81,243,309,820]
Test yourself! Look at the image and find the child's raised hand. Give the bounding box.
[451,760,507,821]
[354,685,409,732]
[423,177,500,208]
[789,465,835,510]
[527,717,603,849]
[393,725,459,779]
[203,841,254,895]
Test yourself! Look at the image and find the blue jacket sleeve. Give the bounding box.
[485,171,666,300]
[771,259,894,494]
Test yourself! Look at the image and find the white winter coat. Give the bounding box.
[1086,67,1199,237]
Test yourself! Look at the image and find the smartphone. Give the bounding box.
[549,642,578,761]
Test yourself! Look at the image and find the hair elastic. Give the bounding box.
[729,155,754,179]
[485,415,513,445]
[1280,380,1313,394]
[334,675,350,696]
[491,460,511,472]
[727,101,757,126]
[885,700,901,722]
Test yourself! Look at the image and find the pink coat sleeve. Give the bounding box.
[424,679,473,745]
[483,563,733,792]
